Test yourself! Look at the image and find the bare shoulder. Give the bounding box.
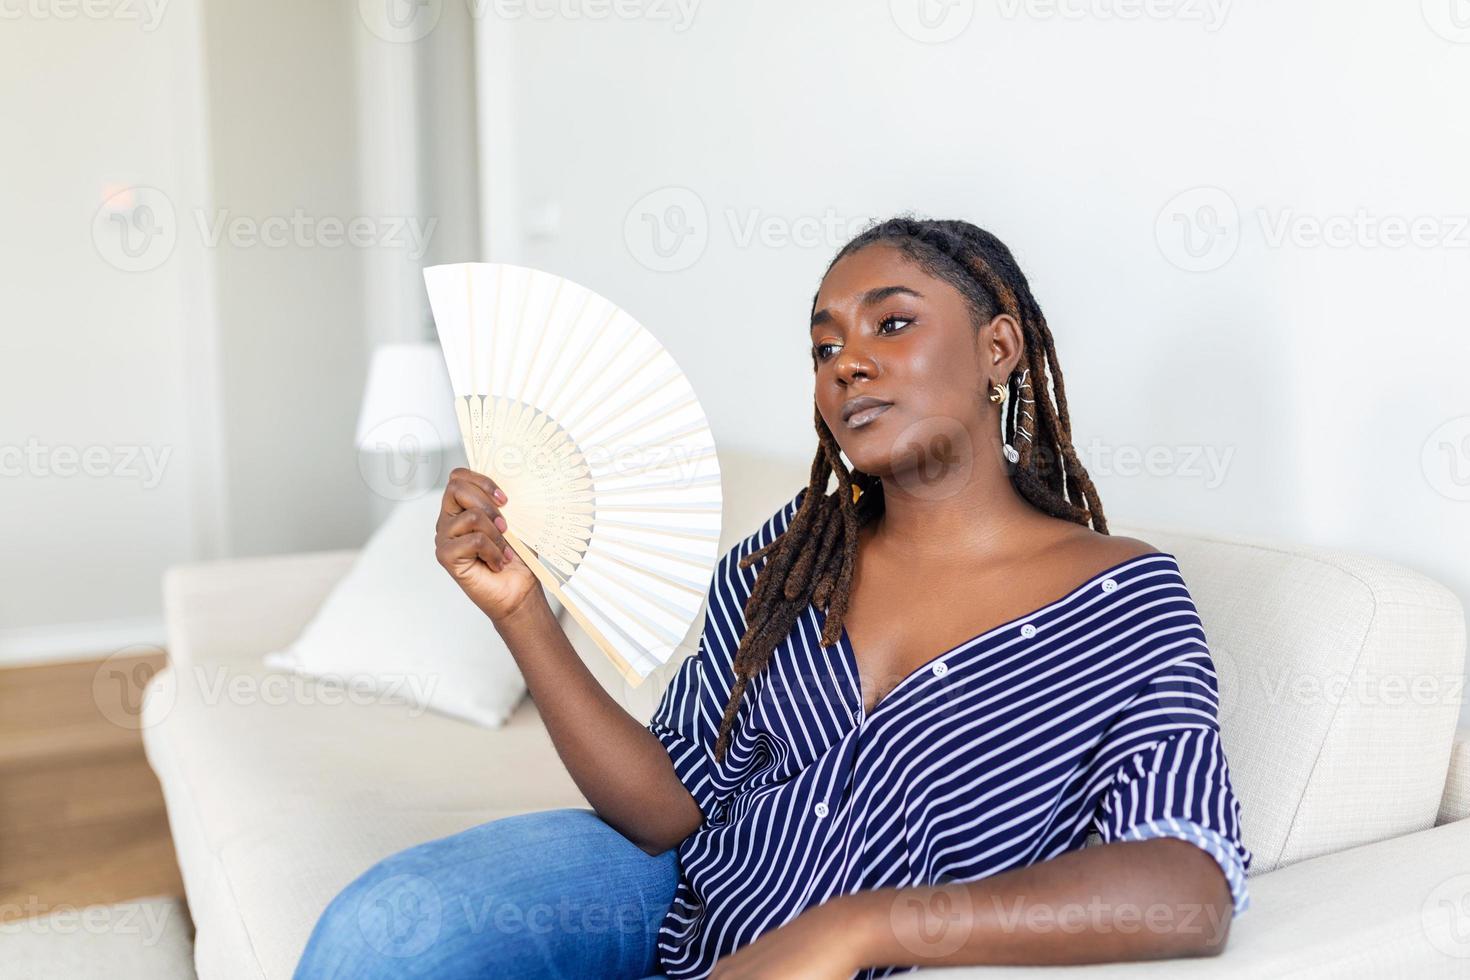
[1049,526,1161,577]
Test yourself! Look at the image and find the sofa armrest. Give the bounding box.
[163,550,359,669]
[1439,726,1470,825]
[906,819,1470,977]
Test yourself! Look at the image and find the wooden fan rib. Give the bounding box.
[511,537,647,685]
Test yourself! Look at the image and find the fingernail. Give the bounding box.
[503,545,514,562]
[494,488,507,503]
[493,515,507,532]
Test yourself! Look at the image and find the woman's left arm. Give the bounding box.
[711,835,1233,978]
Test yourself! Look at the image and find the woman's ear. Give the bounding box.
[983,313,1025,375]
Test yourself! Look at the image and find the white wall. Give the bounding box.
[477,1,1470,702]
[0,0,418,661]
[0,6,208,657]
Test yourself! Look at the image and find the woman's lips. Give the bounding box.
[845,403,893,429]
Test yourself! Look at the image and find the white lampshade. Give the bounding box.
[355,342,464,506]
[355,342,460,451]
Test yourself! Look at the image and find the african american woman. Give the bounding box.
[294,216,1252,979]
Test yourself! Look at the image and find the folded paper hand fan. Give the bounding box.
[423,262,722,686]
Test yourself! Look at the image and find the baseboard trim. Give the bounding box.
[0,616,166,668]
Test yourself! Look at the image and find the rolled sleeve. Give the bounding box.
[1088,651,1254,917]
[1093,728,1253,915]
[646,639,721,821]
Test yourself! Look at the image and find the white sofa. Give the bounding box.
[142,452,1470,978]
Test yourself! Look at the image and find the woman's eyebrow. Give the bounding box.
[810,285,924,328]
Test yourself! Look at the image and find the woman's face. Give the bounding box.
[809,243,1019,482]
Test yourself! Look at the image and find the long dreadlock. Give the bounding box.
[711,216,1109,764]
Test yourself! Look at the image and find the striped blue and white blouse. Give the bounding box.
[647,487,1252,979]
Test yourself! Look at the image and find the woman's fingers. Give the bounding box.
[436,468,516,572]
[443,468,508,513]
[440,509,511,558]
[436,529,510,572]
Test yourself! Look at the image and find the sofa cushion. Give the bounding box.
[1108,524,1465,870]
[142,659,586,980]
[264,494,531,729]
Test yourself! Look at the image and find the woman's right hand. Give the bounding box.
[435,468,543,624]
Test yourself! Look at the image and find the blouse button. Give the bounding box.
[931,662,948,678]
[853,707,862,723]
[814,802,829,818]
[1101,578,1118,593]
[1021,623,1037,638]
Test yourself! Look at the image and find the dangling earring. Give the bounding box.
[987,379,1023,467]
[1004,368,1034,464]
[991,376,1020,464]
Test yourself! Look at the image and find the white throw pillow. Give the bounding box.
[265,493,539,728]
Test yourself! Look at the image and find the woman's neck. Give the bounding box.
[870,463,1048,563]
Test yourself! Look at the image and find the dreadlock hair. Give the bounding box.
[709,216,1110,764]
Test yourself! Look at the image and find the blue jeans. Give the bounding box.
[294,808,678,979]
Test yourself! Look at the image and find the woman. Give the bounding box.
[296,217,1251,979]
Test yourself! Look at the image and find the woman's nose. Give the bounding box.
[835,343,876,384]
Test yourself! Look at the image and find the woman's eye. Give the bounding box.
[878,315,913,334]
[813,342,839,360]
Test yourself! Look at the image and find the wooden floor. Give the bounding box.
[0,651,187,919]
